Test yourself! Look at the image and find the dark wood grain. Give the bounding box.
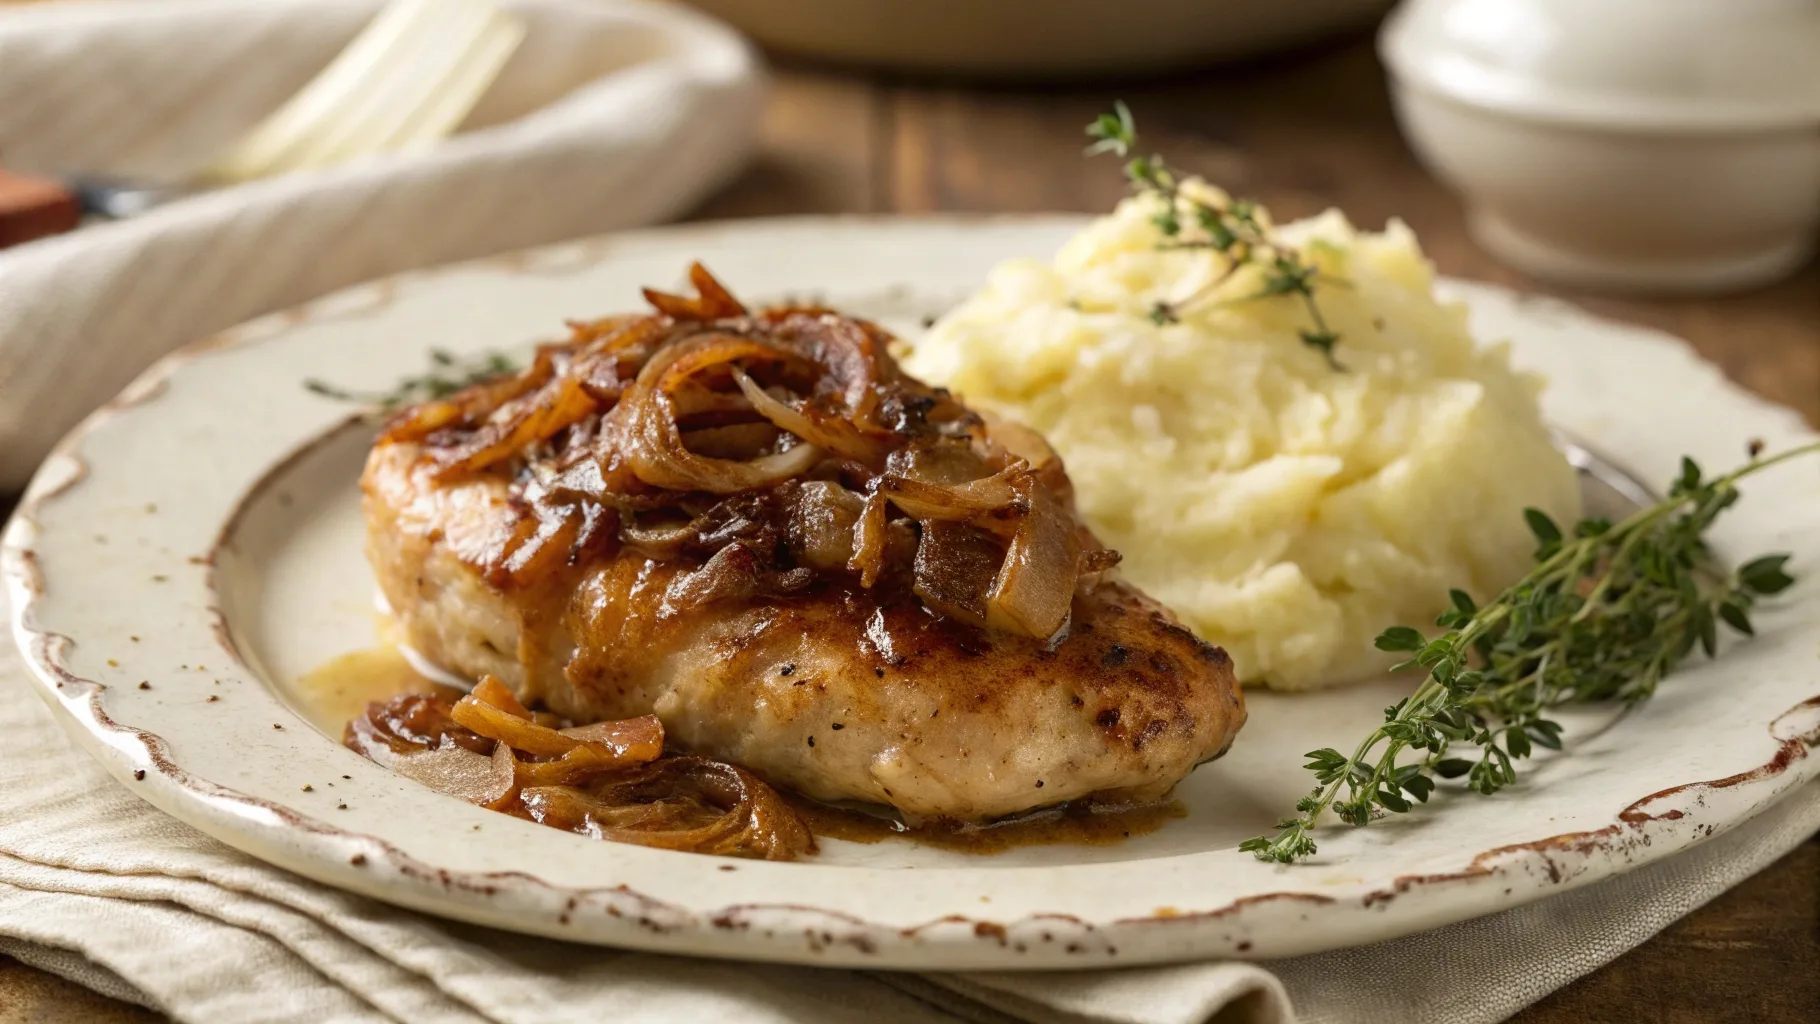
[0,955,160,1024]
[3,30,1817,1023]
[1513,841,1820,1024]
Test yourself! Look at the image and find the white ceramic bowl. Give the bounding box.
[1380,0,1820,294]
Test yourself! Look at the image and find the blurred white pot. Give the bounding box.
[1381,0,1820,294]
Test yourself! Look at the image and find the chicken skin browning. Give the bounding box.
[363,265,1245,823]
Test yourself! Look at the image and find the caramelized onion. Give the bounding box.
[682,422,783,460]
[620,512,699,560]
[519,757,815,860]
[985,483,1080,642]
[502,716,667,787]
[430,375,597,481]
[732,368,888,464]
[376,742,517,808]
[662,542,813,614]
[783,481,864,573]
[618,335,823,493]
[877,472,1019,522]
[345,692,491,756]
[874,443,1022,524]
[849,490,889,588]
[912,521,1006,629]
[642,262,749,321]
[770,312,887,420]
[451,692,662,765]
[473,675,532,718]
[380,347,558,446]
[494,502,581,588]
[395,262,1114,643]
[560,716,666,752]
[976,411,1057,470]
[346,690,806,859]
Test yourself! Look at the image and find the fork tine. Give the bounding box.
[200,0,519,184]
[276,0,497,173]
[200,0,442,183]
[375,13,525,156]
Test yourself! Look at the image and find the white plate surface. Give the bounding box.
[6,216,1820,970]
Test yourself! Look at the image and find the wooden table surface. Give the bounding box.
[4,29,1818,1024]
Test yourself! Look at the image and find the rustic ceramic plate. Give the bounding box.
[6,217,1819,970]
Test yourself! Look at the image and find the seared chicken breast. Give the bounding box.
[364,265,1244,823]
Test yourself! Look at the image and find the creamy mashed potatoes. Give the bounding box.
[904,186,1581,690]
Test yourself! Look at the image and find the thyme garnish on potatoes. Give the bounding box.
[1241,441,1820,864]
[1085,102,1341,368]
[305,348,518,409]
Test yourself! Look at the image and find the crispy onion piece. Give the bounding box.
[731,368,889,464]
[380,347,559,446]
[519,757,815,861]
[617,335,823,493]
[429,374,597,481]
[643,262,749,321]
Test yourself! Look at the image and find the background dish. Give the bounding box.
[681,0,1393,79]
[7,216,1819,970]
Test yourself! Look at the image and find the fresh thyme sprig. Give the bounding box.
[304,348,517,409]
[1085,102,1341,368]
[1241,440,1820,864]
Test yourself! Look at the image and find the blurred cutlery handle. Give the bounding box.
[66,177,193,220]
[0,167,83,247]
[18,0,525,233]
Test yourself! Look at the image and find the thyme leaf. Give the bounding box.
[1085,102,1342,369]
[305,348,518,410]
[1241,440,1820,864]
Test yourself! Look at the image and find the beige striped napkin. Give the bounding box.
[5,647,1820,1023]
[0,0,766,490]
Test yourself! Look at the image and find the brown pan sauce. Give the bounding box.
[300,644,1185,855]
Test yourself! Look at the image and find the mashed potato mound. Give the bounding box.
[903,186,1581,690]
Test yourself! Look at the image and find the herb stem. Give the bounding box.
[1242,439,1820,862]
[1085,103,1342,366]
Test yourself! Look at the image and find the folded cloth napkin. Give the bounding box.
[3,647,1818,1023]
[5,4,1819,1021]
[0,0,766,490]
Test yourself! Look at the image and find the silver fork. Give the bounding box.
[72,0,524,219]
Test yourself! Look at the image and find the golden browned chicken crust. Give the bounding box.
[363,266,1244,823]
